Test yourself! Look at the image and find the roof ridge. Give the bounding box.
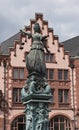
[62,35,79,43]
[0,32,20,45]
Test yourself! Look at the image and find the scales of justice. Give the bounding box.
[20,23,52,130]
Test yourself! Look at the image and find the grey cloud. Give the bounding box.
[0,0,79,43]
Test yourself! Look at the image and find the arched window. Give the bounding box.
[11,115,25,130]
[49,115,71,130]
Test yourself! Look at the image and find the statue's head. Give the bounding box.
[34,23,41,33]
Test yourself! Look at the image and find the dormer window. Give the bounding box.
[45,53,55,63]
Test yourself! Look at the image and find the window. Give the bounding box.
[46,69,54,80]
[13,88,22,103]
[64,70,68,80]
[19,68,24,79]
[58,69,69,81]
[49,115,71,130]
[49,69,54,79]
[13,68,24,79]
[11,115,25,130]
[58,70,62,80]
[51,89,54,102]
[13,68,18,79]
[58,89,69,103]
[45,53,54,63]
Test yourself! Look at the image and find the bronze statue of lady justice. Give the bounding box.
[20,23,50,77]
[21,23,52,130]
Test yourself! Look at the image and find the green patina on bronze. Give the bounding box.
[21,23,52,130]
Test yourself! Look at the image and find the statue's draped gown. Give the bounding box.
[26,32,46,77]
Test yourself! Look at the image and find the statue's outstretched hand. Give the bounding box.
[20,29,32,39]
[20,29,26,35]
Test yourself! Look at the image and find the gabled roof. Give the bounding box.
[0,32,20,55]
[61,36,79,57]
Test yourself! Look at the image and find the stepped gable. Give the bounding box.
[0,13,69,61]
[61,36,79,57]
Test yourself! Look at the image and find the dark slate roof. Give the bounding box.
[61,36,79,57]
[0,32,20,55]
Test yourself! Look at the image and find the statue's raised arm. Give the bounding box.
[20,29,32,39]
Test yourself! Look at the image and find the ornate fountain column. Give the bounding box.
[21,23,52,130]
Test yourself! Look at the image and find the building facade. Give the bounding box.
[62,36,79,129]
[0,13,77,130]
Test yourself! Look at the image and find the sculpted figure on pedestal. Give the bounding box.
[20,23,49,77]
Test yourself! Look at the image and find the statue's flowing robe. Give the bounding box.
[26,32,46,77]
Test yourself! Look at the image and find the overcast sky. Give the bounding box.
[0,0,79,43]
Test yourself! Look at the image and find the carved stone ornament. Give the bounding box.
[21,23,52,130]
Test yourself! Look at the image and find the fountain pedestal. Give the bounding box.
[21,74,52,130]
